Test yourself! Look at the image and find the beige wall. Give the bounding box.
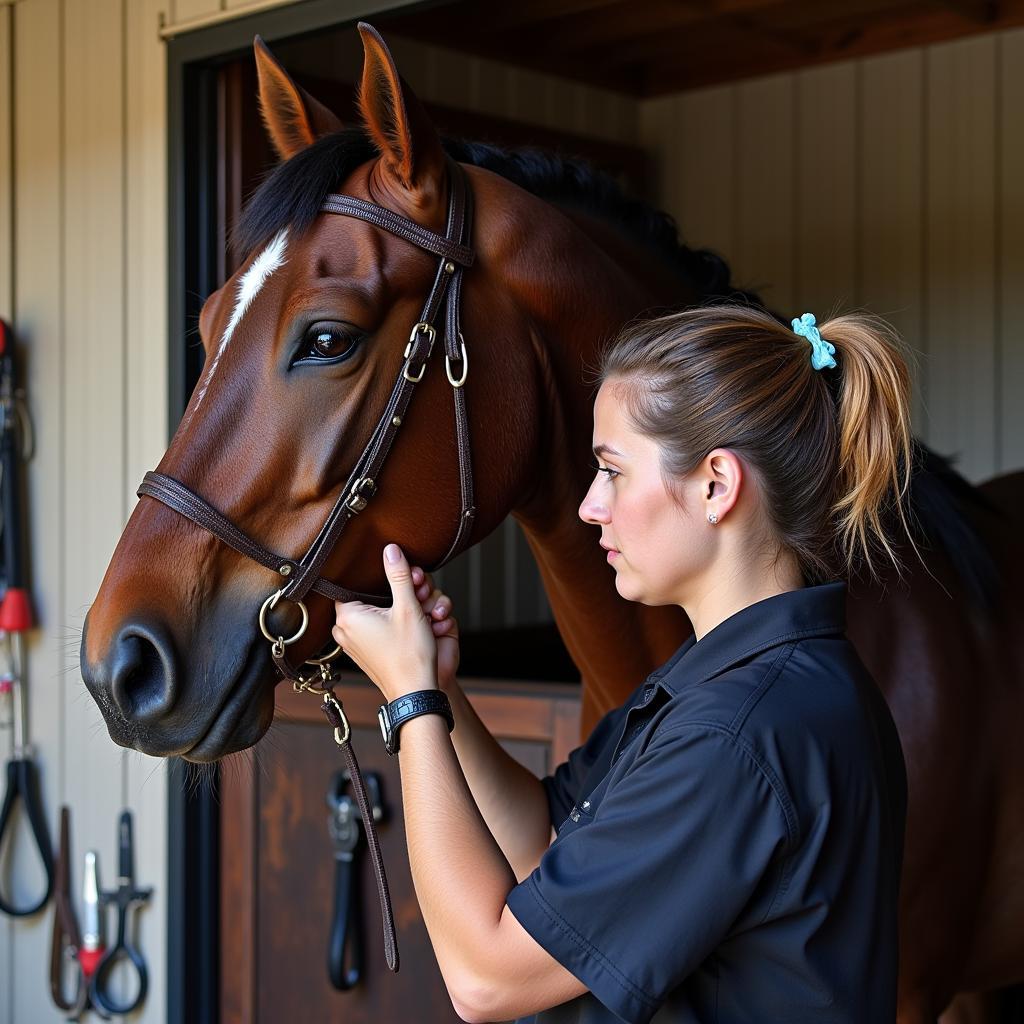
[0,1,169,1022]
[639,30,1024,484]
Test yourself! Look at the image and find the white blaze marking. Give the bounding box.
[188,229,289,417]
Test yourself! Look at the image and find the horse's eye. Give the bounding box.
[297,322,364,365]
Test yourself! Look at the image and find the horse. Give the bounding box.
[79,24,1024,1024]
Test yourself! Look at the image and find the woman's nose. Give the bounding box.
[578,482,610,525]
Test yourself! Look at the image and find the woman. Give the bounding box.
[333,304,912,1023]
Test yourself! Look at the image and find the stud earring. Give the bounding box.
[708,512,719,524]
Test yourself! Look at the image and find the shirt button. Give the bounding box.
[569,806,580,822]
[582,800,591,810]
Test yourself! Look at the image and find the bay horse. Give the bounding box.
[79,24,1023,1024]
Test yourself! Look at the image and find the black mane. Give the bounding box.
[234,128,755,303]
[234,128,1002,612]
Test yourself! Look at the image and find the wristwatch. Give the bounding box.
[377,690,454,755]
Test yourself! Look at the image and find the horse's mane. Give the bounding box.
[234,128,757,302]
[233,127,1002,613]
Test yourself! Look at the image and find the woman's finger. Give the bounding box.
[431,595,452,619]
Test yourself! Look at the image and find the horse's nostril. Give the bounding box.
[109,627,178,724]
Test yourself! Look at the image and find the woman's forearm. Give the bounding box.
[441,679,554,881]
[396,709,517,1008]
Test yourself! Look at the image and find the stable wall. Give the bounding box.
[640,31,1024,484]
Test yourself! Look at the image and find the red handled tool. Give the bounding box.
[0,317,52,917]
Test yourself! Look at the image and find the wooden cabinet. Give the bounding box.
[220,675,580,1024]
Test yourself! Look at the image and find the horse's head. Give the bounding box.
[80,26,550,760]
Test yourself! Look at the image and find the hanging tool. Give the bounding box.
[89,810,151,1016]
[327,768,384,991]
[0,316,52,917]
[49,807,110,1020]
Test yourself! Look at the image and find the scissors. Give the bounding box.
[0,317,52,919]
[49,807,109,1020]
[89,810,152,1017]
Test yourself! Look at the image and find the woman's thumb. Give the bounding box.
[383,543,415,605]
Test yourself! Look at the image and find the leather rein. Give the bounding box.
[135,157,479,975]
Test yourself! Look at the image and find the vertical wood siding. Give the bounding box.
[640,30,1024,484]
[0,1,169,1022]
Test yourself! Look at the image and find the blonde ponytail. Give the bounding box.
[818,314,918,580]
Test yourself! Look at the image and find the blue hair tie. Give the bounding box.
[792,312,837,371]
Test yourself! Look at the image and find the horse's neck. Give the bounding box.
[516,496,689,734]
[509,209,694,734]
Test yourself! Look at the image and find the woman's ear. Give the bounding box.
[705,450,743,521]
[254,35,343,160]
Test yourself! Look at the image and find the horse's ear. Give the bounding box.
[356,22,445,199]
[254,35,343,160]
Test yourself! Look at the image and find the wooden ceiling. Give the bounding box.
[384,0,1024,96]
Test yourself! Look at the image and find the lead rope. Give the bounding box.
[271,648,399,973]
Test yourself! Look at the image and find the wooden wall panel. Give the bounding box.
[794,63,857,316]
[925,36,997,483]
[171,0,222,22]
[860,49,927,434]
[735,74,796,315]
[0,22,11,1013]
[2,1,168,1021]
[123,0,171,1019]
[9,1,64,1021]
[998,28,1024,474]
[647,84,736,262]
[641,31,1020,483]
[61,0,130,945]
[0,3,11,321]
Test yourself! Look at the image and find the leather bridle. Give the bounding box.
[135,157,478,975]
[139,157,475,663]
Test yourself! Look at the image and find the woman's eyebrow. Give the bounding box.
[593,443,624,459]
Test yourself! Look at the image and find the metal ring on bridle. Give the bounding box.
[446,334,468,388]
[305,643,343,666]
[258,589,309,646]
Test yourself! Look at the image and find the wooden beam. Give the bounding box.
[641,0,1024,94]
[933,0,1000,22]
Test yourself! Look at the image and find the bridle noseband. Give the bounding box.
[139,157,476,676]
[135,159,478,976]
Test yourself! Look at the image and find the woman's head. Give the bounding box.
[579,303,916,599]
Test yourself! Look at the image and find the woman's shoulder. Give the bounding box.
[655,632,888,782]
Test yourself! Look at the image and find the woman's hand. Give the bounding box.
[332,543,442,703]
[411,564,460,687]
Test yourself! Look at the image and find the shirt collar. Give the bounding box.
[651,580,847,693]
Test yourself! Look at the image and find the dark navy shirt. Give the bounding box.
[506,581,906,1024]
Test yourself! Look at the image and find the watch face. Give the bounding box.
[377,706,390,746]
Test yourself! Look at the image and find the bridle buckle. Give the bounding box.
[346,476,376,513]
[403,322,437,383]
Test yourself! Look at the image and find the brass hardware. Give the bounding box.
[444,261,456,274]
[346,477,376,513]
[392,415,402,427]
[325,692,351,747]
[259,589,309,646]
[279,564,292,576]
[305,643,343,667]
[445,334,469,388]
[403,322,436,383]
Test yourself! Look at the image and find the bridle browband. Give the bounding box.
[136,157,479,975]
[139,156,475,632]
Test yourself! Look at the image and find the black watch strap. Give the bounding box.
[377,690,454,756]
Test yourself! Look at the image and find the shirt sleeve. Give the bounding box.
[508,725,796,1024]
[541,680,647,827]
